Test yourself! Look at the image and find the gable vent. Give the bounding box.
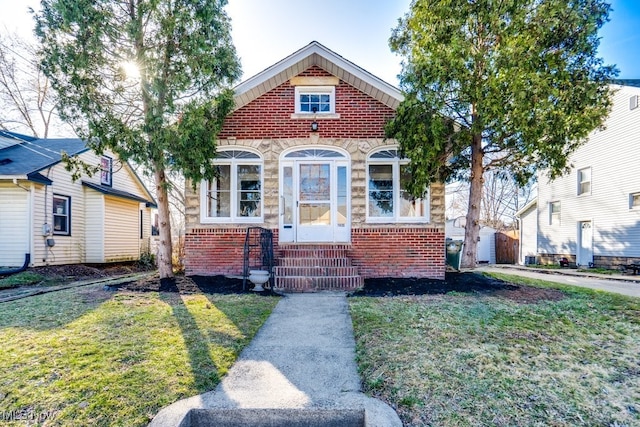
[631,95,639,110]
[0,158,12,166]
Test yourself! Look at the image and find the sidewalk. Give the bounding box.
[149,293,401,427]
[478,264,640,297]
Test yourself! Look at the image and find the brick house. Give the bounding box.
[184,42,445,291]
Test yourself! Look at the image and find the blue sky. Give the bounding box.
[0,0,638,85]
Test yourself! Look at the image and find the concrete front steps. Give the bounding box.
[274,244,363,292]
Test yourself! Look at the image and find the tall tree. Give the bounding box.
[35,0,241,279]
[386,0,617,267]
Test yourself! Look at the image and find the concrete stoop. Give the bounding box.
[184,408,365,427]
[151,393,401,427]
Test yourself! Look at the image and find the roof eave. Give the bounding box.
[233,41,403,110]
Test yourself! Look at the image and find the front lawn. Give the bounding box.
[350,273,640,427]
[0,284,278,426]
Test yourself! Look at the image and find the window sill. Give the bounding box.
[200,217,264,224]
[366,218,430,224]
[290,113,340,120]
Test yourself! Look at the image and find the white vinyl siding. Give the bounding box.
[537,85,640,259]
[0,184,30,267]
[84,189,105,263]
[9,148,154,267]
[518,203,538,265]
[104,196,140,262]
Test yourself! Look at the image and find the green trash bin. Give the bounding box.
[445,239,464,270]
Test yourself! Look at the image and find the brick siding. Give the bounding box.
[218,67,395,140]
[185,227,445,280]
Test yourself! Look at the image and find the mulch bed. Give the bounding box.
[352,272,566,303]
[111,271,565,304]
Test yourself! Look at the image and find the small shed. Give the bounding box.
[445,217,496,264]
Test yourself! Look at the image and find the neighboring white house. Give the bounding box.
[521,82,640,267]
[0,131,157,268]
[445,216,496,264]
[515,199,538,265]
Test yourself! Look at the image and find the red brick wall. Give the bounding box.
[185,227,445,280]
[218,66,395,140]
[184,228,247,276]
[351,228,445,279]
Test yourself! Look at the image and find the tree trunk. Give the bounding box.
[154,164,174,279]
[461,132,484,268]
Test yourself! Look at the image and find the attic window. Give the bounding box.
[294,86,335,115]
[0,158,12,166]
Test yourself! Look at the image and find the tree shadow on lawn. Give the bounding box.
[154,277,278,394]
[0,284,116,331]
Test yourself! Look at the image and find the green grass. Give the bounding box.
[350,273,640,427]
[0,271,46,289]
[0,285,278,426]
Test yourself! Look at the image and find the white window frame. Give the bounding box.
[293,86,336,115]
[549,201,561,225]
[630,192,640,210]
[577,167,591,196]
[100,156,113,186]
[366,148,430,223]
[53,194,71,235]
[200,149,264,224]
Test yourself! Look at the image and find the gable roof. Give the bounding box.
[233,41,404,110]
[0,131,157,206]
[0,131,88,180]
[614,79,640,88]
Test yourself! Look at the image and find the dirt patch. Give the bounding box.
[28,263,151,282]
[111,273,251,295]
[353,272,566,304]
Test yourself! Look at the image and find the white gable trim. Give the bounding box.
[233,41,403,111]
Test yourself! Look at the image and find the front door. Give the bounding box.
[279,149,350,243]
[577,221,593,267]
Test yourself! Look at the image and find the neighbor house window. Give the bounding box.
[294,86,335,114]
[53,195,71,235]
[577,167,591,195]
[631,192,640,209]
[201,149,263,223]
[549,201,560,225]
[367,149,429,222]
[100,156,112,186]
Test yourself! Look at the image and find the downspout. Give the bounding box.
[0,254,31,275]
[1,179,33,275]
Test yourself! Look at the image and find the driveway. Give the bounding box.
[477,265,640,298]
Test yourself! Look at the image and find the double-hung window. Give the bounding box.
[577,167,591,195]
[367,149,429,222]
[53,195,71,235]
[549,201,561,225]
[201,150,263,223]
[630,192,640,210]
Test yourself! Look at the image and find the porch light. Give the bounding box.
[310,120,319,132]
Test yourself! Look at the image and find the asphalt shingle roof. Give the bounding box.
[0,131,88,178]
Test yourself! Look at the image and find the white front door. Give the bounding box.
[577,221,593,266]
[279,149,350,243]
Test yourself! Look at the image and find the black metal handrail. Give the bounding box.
[243,227,274,291]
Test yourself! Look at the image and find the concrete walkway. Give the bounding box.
[478,265,640,298]
[149,293,401,427]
